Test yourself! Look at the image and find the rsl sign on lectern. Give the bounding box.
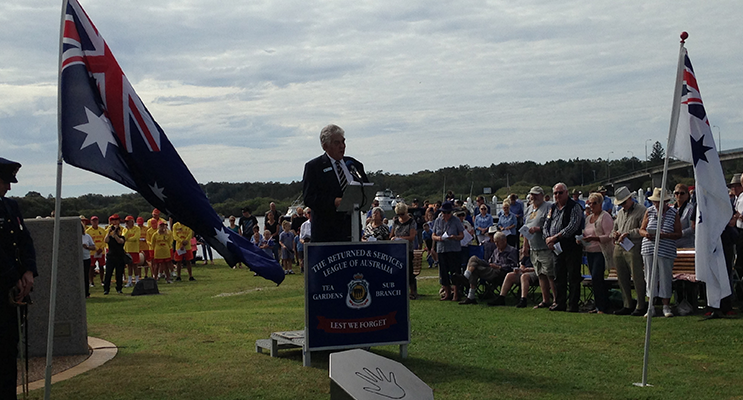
[305,241,410,351]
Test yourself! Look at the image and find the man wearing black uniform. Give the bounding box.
[103,214,126,295]
[0,157,37,399]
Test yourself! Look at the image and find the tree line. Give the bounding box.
[13,142,743,220]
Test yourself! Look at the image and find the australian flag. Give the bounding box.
[669,48,730,308]
[59,0,284,285]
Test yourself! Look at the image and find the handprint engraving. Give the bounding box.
[354,367,406,399]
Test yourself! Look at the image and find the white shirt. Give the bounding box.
[82,233,94,261]
[327,154,353,188]
[300,220,312,241]
[736,193,743,229]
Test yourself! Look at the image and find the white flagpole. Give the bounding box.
[45,0,71,398]
[635,32,688,388]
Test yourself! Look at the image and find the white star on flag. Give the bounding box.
[214,227,232,246]
[75,107,117,157]
[150,182,166,201]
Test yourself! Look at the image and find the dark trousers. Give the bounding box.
[506,234,518,250]
[438,251,461,286]
[586,252,608,312]
[83,259,90,297]
[1,298,19,399]
[735,228,743,277]
[103,256,125,292]
[554,244,583,310]
[721,237,736,312]
[201,243,213,262]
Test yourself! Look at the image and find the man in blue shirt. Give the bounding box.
[598,186,613,214]
[571,189,585,209]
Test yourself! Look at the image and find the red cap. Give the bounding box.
[136,217,145,224]
[152,208,161,215]
[158,221,168,227]
[125,215,135,221]
[90,216,99,221]
[109,214,120,221]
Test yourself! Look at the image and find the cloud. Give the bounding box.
[2,0,743,197]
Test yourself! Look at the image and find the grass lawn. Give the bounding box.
[31,260,743,400]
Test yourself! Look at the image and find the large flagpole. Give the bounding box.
[45,0,71,398]
[635,31,688,388]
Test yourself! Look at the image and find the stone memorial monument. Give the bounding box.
[24,217,89,357]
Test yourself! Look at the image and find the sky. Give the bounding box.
[1,0,742,198]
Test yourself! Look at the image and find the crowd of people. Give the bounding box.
[418,176,743,319]
[81,208,212,296]
[76,169,743,320]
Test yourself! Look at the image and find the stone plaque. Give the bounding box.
[329,349,433,400]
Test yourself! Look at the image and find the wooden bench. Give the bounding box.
[582,248,700,307]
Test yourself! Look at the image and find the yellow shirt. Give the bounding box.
[172,222,193,251]
[86,226,107,256]
[147,217,166,230]
[149,231,173,259]
[122,225,141,253]
[138,224,149,251]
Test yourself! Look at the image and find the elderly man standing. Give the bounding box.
[610,186,647,316]
[303,124,369,242]
[543,183,584,312]
[459,232,518,305]
[522,186,557,309]
[0,158,37,399]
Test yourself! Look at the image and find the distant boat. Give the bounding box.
[283,195,304,221]
[374,189,395,211]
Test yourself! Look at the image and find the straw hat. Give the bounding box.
[647,187,671,202]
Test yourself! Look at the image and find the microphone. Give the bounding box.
[346,160,363,182]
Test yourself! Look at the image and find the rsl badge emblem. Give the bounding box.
[346,273,371,309]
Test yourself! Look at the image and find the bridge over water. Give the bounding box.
[602,147,743,191]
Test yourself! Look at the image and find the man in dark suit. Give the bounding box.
[303,124,369,242]
[0,157,37,399]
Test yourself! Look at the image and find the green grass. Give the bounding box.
[31,261,743,400]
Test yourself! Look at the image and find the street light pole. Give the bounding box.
[607,151,614,180]
[713,125,721,151]
[645,139,653,161]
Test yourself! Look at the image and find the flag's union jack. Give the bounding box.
[62,1,160,152]
[59,0,284,285]
[681,52,708,125]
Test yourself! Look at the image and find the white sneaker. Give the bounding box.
[89,283,94,287]
[644,307,655,318]
[663,305,673,318]
[124,282,133,288]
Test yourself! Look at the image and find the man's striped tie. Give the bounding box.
[335,160,348,192]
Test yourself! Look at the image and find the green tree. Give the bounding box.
[649,141,665,165]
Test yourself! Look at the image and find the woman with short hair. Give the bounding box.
[581,192,614,314]
[640,188,682,318]
[363,207,389,241]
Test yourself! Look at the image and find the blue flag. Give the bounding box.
[59,0,284,285]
